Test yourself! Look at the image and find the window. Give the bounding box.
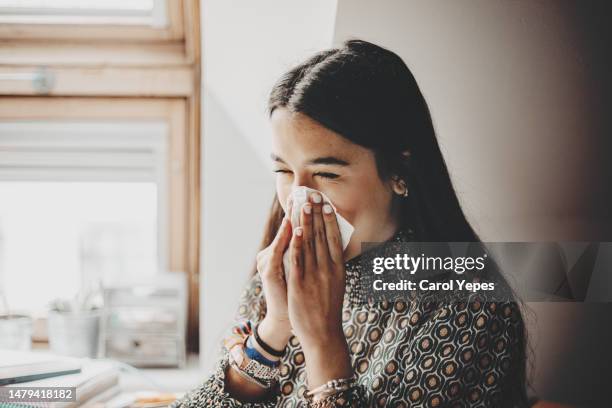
[0,0,201,350]
[0,0,185,41]
[0,181,158,313]
[0,120,167,315]
[0,0,167,26]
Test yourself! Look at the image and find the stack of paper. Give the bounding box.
[0,350,119,408]
[0,350,81,385]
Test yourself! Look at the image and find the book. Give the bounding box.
[0,350,81,386]
[0,359,119,408]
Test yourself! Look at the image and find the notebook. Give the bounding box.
[0,359,119,408]
[0,350,81,385]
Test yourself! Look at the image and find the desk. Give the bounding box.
[25,345,208,407]
[118,354,206,394]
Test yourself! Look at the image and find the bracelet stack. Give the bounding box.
[224,320,357,405]
[304,375,357,405]
[245,336,280,366]
[223,320,285,389]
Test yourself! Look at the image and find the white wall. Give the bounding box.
[199,90,273,372]
[200,0,337,372]
[202,0,338,164]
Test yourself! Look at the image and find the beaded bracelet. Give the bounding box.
[307,391,350,408]
[228,342,280,388]
[228,358,269,389]
[304,375,357,402]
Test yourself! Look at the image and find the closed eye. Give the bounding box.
[273,169,339,180]
[314,172,340,179]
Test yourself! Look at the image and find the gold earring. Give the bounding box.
[393,176,408,197]
[399,179,408,197]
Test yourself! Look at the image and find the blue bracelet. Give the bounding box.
[245,337,280,367]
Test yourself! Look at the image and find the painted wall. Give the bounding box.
[199,0,337,371]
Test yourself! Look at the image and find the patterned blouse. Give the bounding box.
[171,229,527,407]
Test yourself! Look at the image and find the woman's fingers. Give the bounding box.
[300,200,316,274]
[322,203,343,264]
[270,217,291,265]
[310,193,330,267]
[288,226,304,282]
[285,196,293,225]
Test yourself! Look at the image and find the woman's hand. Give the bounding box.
[286,192,353,387]
[225,202,295,402]
[255,200,294,350]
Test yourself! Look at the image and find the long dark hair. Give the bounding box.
[265,39,478,245]
[257,39,530,406]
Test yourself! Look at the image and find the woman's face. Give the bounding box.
[270,108,401,259]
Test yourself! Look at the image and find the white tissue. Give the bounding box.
[282,186,354,276]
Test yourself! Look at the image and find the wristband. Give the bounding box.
[245,336,280,367]
[254,323,285,358]
[228,342,280,388]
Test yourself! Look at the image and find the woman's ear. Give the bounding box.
[390,174,409,197]
[389,150,411,197]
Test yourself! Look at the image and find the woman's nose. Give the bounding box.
[292,173,313,189]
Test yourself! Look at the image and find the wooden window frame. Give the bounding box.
[0,0,201,352]
[0,0,185,42]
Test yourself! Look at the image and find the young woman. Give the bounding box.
[172,39,528,407]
